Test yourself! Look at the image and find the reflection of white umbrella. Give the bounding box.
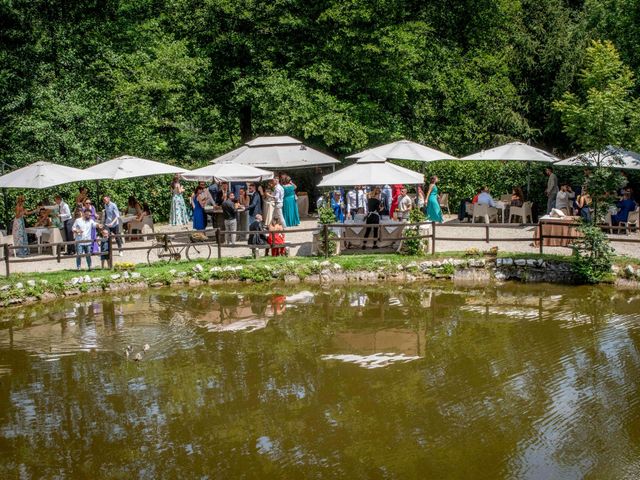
[318,153,424,187]
[0,161,108,189]
[213,136,339,169]
[84,155,187,180]
[554,146,640,170]
[182,162,274,182]
[347,139,456,162]
[460,141,558,163]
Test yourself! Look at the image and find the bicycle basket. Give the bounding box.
[189,232,208,243]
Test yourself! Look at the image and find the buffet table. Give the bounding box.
[533,216,581,247]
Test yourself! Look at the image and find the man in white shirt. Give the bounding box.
[396,187,414,221]
[270,178,286,227]
[545,167,559,213]
[55,195,74,255]
[347,186,367,219]
[555,183,575,214]
[73,208,101,270]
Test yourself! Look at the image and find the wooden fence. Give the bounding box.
[1,221,639,277]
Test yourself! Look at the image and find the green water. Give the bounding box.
[1,283,639,479]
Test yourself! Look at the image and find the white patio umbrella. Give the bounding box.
[212,136,339,169]
[84,155,187,180]
[318,153,424,187]
[460,141,559,163]
[347,139,456,162]
[554,146,640,170]
[0,161,108,189]
[461,141,559,195]
[182,162,274,182]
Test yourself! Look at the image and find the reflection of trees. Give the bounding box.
[1,284,640,478]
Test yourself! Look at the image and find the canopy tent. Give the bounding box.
[182,162,274,182]
[317,153,424,187]
[460,141,559,163]
[0,161,108,189]
[554,146,640,170]
[212,136,339,170]
[347,139,456,162]
[84,155,187,180]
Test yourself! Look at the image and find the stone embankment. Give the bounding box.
[2,257,640,308]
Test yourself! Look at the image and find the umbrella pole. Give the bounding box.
[526,161,531,198]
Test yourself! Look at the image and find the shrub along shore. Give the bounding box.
[1,253,640,308]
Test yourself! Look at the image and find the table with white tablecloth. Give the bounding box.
[25,227,64,255]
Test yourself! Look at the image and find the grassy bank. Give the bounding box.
[1,251,638,307]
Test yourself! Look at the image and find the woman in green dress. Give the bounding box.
[281,174,300,227]
[425,176,444,223]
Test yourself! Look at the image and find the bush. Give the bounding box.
[571,222,614,283]
[317,205,338,257]
[402,208,427,256]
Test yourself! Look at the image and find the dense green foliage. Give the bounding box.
[1,0,640,223]
[571,222,616,283]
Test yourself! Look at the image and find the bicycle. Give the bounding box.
[146,233,212,265]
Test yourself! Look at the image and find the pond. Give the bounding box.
[1,283,639,479]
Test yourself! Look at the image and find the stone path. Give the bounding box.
[5,216,639,274]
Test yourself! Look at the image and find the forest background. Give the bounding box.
[1,0,639,221]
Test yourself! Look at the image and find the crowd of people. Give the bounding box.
[7,166,638,263]
[11,187,152,265]
[170,173,301,249]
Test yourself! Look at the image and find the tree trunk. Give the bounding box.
[239,104,252,142]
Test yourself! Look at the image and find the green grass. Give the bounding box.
[0,249,636,306]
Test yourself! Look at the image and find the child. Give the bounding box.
[99,228,111,269]
[267,218,286,256]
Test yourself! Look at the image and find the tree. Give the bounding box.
[553,40,639,219]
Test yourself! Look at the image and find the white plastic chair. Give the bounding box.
[438,193,450,214]
[128,216,155,240]
[620,208,639,234]
[472,204,498,223]
[509,201,533,223]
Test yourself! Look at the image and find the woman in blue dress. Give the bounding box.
[191,186,206,231]
[330,191,345,223]
[425,176,444,223]
[281,174,300,227]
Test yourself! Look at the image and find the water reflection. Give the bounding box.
[0,283,639,479]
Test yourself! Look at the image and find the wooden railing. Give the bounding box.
[1,220,638,277]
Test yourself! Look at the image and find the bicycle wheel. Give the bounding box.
[186,243,211,262]
[147,245,176,265]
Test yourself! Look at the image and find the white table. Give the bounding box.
[25,227,64,255]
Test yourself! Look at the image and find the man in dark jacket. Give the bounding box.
[248,183,263,224]
[248,214,268,256]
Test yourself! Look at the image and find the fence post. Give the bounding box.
[215,228,222,261]
[431,221,436,255]
[107,235,114,270]
[538,223,544,254]
[3,244,10,277]
[56,242,62,263]
[323,224,329,258]
[485,224,490,243]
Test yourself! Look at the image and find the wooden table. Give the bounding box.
[533,216,581,247]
